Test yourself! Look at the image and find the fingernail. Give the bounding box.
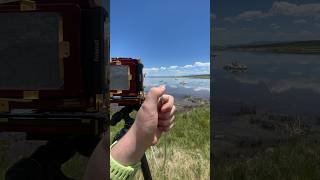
[160,84,166,89]
[160,96,164,104]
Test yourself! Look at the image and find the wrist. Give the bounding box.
[110,123,149,166]
[131,121,154,148]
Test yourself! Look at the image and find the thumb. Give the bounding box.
[144,85,166,109]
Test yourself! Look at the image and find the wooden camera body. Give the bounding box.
[110,57,144,106]
[0,0,109,136]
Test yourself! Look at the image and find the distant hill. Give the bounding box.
[217,40,320,54]
[147,74,210,79]
[180,74,210,79]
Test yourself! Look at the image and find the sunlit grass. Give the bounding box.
[62,153,89,180]
[214,136,320,180]
[0,107,210,180]
[110,107,210,180]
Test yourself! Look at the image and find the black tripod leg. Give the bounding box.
[141,154,152,180]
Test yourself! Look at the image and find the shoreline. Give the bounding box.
[215,48,320,55]
[214,108,320,162]
[146,75,210,79]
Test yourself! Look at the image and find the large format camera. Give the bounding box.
[0,0,109,136]
[0,1,149,179]
[110,57,144,106]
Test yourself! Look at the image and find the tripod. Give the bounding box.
[111,106,152,180]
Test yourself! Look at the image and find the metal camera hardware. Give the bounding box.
[0,0,109,136]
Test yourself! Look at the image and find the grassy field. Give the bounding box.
[62,154,89,180]
[0,106,209,180]
[0,141,88,180]
[111,107,210,180]
[214,135,320,180]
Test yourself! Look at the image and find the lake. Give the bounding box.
[213,51,320,118]
[144,77,210,100]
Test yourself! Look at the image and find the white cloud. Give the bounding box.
[270,23,280,29]
[293,19,307,24]
[269,78,320,94]
[194,62,210,67]
[160,66,166,70]
[183,65,193,68]
[233,76,320,95]
[173,70,184,74]
[144,61,210,76]
[225,10,271,22]
[237,11,270,21]
[181,61,210,68]
[168,66,178,69]
[143,67,159,74]
[270,1,320,18]
[147,67,159,71]
[224,1,320,22]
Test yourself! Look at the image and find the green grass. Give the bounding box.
[110,107,210,180]
[0,107,210,180]
[214,136,320,180]
[0,141,88,180]
[62,153,89,180]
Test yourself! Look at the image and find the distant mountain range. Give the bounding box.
[147,74,210,79]
[214,40,320,54]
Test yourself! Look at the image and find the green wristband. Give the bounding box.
[110,141,141,180]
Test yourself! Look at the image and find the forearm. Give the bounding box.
[84,134,108,180]
[111,123,149,166]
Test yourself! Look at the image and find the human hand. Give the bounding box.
[111,85,176,166]
[133,85,176,147]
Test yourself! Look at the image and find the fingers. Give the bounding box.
[153,119,175,145]
[152,129,162,145]
[158,95,175,132]
[160,94,174,113]
[143,85,166,109]
[158,115,175,127]
[159,122,175,132]
[158,105,176,120]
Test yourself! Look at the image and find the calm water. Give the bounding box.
[213,51,320,117]
[144,77,210,100]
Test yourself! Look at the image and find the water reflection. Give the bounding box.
[214,51,320,117]
[144,77,210,100]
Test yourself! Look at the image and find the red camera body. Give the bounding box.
[110,57,144,106]
[0,0,109,135]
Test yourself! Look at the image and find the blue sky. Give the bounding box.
[111,0,210,76]
[213,0,320,45]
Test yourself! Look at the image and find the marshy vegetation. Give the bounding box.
[214,102,320,180]
[214,135,320,180]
